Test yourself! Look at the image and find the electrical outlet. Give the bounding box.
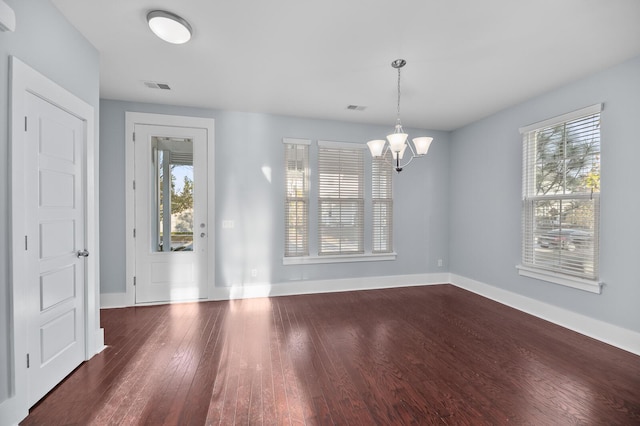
[222,220,235,229]
[250,269,258,278]
[437,259,443,267]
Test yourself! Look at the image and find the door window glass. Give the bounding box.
[152,137,194,252]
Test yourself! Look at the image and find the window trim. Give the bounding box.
[519,104,602,134]
[283,252,397,265]
[516,265,602,294]
[517,103,603,291]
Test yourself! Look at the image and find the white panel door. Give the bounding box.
[134,124,208,303]
[25,93,86,406]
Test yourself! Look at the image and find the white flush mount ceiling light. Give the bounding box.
[367,59,434,173]
[147,10,192,44]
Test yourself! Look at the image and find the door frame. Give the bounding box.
[5,57,103,422]
[125,112,215,306]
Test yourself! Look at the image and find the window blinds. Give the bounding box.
[318,142,364,255]
[521,105,601,280]
[372,153,393,253]
[284,140,309,257]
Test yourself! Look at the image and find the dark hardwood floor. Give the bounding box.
[21,284,640,425]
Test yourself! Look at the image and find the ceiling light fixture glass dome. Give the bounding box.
[147,10,192,44]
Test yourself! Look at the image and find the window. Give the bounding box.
[519,104,601,292]
[284,139,310,257]
[318,141,364,255]
[152,137,194,252]
[372,153,393,253]
[283,139,395,263]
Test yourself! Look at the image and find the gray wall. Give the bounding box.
[0,0,99,407]
[449,55,640,332]
[100,100,451,293]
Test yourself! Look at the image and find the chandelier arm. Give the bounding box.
[406,141,417,157]
[379,146,420,173]
[380,146,395,169]
[397,155,416,170]
[377,146,405,170]
[393,142,418,172]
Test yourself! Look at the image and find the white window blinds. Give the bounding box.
[284,139,310,257]
[318,141,364,255]
[521,104,601,280]
[372,153,393,253]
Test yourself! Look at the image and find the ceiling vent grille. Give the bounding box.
[346,105,366,111]
[144,81,171,90]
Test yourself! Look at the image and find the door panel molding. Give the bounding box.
[24,92,86,406]
[4,56,102,424]
[125,112,215,306]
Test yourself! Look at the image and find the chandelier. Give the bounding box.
[366,59,433,173]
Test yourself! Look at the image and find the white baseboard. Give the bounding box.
[100,274,449,308]
[94,328,106,355]
[210,273,450,300]
[450,273,640,357]
[100,292,128,308]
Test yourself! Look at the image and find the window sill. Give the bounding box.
[284,253,397,265]
[516,265,602,294]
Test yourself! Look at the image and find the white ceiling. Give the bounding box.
[52,0,640,131]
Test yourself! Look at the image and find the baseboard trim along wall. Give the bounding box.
[211,273,450,300]
[450,273,640,357]
[100,292,129,309]
[99,273,450,309]
[100,272,639,357]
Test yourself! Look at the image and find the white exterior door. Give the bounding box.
[134,124,208,303]
[25,92,86,406]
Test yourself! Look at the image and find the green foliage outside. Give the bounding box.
[534,119,600,229]
[172,174,193,214]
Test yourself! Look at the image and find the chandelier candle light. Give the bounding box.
[367,59,434,173]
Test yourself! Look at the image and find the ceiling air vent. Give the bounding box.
[143,81,171,90]
[346,105,366,111]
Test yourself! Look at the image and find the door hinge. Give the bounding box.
[133,228,136,238]
[133,276,136,286]
[24,116,27,131]
[25,235,28,250]
[133,132,136,142]
[133,180,136,190]
[26,353,30,368]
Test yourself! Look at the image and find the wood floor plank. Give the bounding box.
[106,303,198,425]
[274,298,311,425]
[20,285,640,425]
[159,304,221,426]
[173,303,226,425]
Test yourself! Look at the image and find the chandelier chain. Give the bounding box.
[396,67,402,124]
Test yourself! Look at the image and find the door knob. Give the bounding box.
[77,249,90,258]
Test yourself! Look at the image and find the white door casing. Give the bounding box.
[5,56,102,425]
[25,93,86,406]
[134,124,208,303]
[125,113,215,306]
